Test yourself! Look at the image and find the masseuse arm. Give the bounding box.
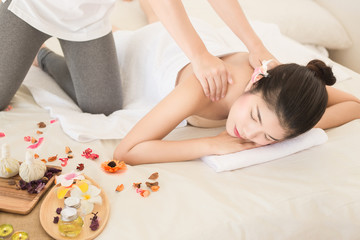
[148,0,231,102]
[315,86,360,129]
[113,75,256,165]
[207,0,279,69]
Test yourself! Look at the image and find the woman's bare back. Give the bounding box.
[176,52,254,127]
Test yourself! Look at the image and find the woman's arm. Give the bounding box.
[113,75,214,165]
[147,0,231,102]
[315,86,360,129]
[114,73,258,165]
[207,0,279,68]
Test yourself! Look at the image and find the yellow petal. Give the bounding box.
[57,186,71,199]
[76,180,89,193]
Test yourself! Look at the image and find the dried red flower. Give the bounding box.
[76,163,85,171]
[56,207,62,214]
[53,216,59,224]
[81,148,99,160]
[89,212,99,231]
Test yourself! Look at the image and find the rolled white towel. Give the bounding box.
[201,128,328,172]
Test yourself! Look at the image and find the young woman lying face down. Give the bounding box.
[113,53,360,165]
[31,0,359,165]
[33,11,359,165]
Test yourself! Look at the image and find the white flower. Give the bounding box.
[70,181,102,215]
[56,171,85,187]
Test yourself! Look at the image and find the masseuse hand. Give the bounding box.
[248,45,280,70]
[192,52,233,102]
[210,131,260,155]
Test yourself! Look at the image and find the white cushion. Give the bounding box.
[238,0,352,49]
[111,0,352,50]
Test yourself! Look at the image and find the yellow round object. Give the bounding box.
[11,231,29,240]
[0,224,13,237]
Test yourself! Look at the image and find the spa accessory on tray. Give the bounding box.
[19,150,47,182]
[0,144,20,178]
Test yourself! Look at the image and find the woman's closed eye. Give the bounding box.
[250,108,275,143]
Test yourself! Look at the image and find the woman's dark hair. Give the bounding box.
[249,59,336,139]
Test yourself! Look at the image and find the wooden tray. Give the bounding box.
[0,165,62,215]
[39,175,110,240]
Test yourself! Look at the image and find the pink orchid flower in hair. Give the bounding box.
[245,59,273,91]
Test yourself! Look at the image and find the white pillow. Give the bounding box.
[181,0,351,50]
[113,0,351,49]
[239,0,352,49]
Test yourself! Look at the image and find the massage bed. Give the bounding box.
[1,0,360,239]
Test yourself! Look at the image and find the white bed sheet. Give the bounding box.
[1,79,360,240]
[1,1,360,240]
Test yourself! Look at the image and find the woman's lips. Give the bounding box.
[234,126,242,139]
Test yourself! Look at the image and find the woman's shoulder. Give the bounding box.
[221,52,250,65]
[222,52,253,85]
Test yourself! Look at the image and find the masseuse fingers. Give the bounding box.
[206,76,217,101]
[220,71,229,99]
[198,76,210,97]
[213,74,222,101]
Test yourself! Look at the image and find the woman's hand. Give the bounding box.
[248,45,280,70]
[192,52,233,102]
[209,130,261,155]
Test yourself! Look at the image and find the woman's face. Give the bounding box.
[226,92,287,145]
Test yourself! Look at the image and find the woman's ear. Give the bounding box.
[245,59,274,92]
[244,74,264,91]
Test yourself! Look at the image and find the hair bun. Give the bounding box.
[306,59,336,86]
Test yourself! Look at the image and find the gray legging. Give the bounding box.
[0,0,122,115]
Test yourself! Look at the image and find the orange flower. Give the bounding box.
[115,184,124,192]
[31,137,37,144]
[140,189,150,197]
[65,146,72,154]
[101,160,127,173]
[151,186,160,192]
[48,155,58,162]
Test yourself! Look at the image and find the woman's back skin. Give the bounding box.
[177,52,252,123]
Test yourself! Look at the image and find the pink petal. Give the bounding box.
[50,119,57,124]
[24,136,31,142]
[0,132,5,137]
[59,158,69,167]
[65,173,76,180]
[27,137,44,149]
[5,105,12,111]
